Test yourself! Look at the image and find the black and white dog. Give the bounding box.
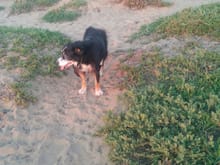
[57,27,108,96]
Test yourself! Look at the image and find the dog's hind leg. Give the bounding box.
[93,71,103,96]
[99,60,104,76]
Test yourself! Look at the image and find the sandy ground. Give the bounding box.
[0,0,220,165]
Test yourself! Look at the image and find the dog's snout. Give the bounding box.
[57,57,62,65]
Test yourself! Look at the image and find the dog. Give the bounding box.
[57,26,108,96]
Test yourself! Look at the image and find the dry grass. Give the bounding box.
[115,0,171,9]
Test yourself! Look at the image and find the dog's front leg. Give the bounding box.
[78,71,87,94]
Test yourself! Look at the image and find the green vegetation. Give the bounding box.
[43,7,80,23]
[131,3,220,41]
[43,0,87,23]
[100,48,220,164]
[100,2,220,164]
[0,26,70,106]
[10,0,60,14]
[0,6,5,11]
[64,0,87,8]
[118,0,172,9]
[11,81,37,106]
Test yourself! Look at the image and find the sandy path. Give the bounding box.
[0,0,220,165]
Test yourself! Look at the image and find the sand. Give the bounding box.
[0,0,219,164]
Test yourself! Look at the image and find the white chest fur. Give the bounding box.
[78,64,93,72]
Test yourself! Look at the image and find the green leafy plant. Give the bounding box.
[10,0,60,14]
[11,81,36,106]
[43,0,87,23]
[0,6,5,11]
[100,49,220,164]
[43,8,80,22]
[116,0,171,9]
[66,0,87,8]
[99,2,220,164]
[131,2,220,41]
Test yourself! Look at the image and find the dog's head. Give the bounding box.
[57,41,84,70]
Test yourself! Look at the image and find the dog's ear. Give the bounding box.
[61,46,67,53]
[72,41,84,55]
[74,48,81,54]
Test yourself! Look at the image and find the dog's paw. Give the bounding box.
[95,89,103,96]
[78,88,87,94]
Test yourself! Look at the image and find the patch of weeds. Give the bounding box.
[34,0,60,6]
[145,0,172,7]
[119,49,136,63]
[130,18,164,41]
[10,0,60,14]
[0,6,5,11]
[0,26,70,106]
[10,1,33,14]
[66,0,87,8]
[131,2,220,41]
[43,7,80,23]
[116,0,172,9]
[99,48,220,164]
[43,0,87,23]
[4,56,21,69]
[11,81,36,106]
[121,50,163,88]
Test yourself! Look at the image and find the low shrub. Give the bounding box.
[43,8,80,23]
[0,6,5,11]
[43,0,87,23]
[116,0,171,9]
[66,0,87,8]
[100,49,220,164]
[10,0,60,14]
[131,3,220,40]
